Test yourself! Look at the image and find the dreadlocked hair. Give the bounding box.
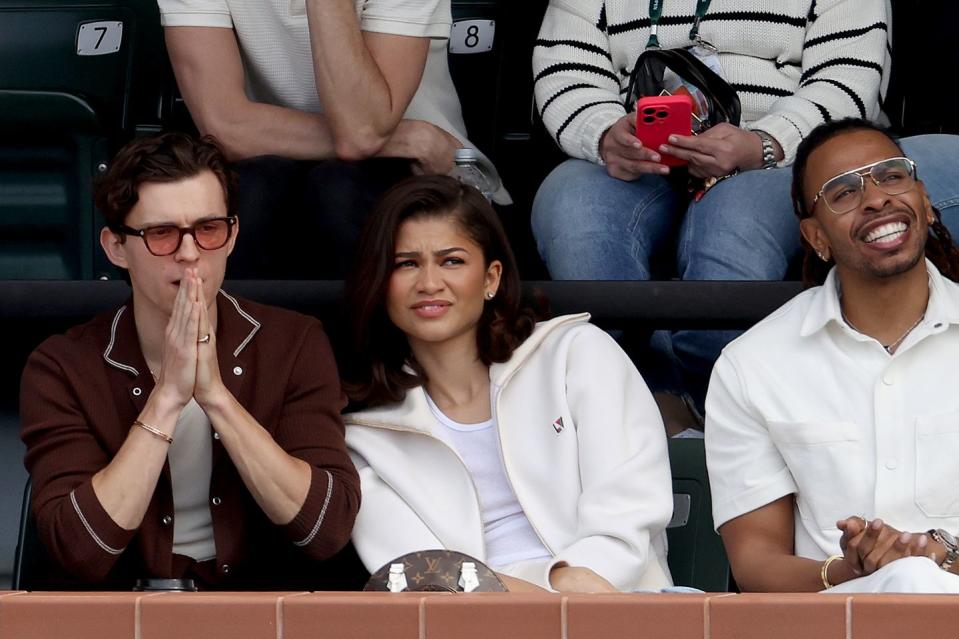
[792,118,959,288]
[926,211,959,282]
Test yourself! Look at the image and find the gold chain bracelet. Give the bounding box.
[134,420,173,445]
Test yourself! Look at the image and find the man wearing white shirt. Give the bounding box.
[157,0,506,277]
[705,119,959,593]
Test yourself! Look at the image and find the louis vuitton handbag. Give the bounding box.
[363,550,508,593]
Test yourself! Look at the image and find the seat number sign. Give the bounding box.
[77,21,123,56]
[449,20,495,54]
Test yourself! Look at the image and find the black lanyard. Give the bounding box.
[646,0,712,49]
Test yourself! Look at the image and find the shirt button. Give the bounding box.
[161,515,173,526]
[132,387,142,396]
[882,374,894,386]
[221,564,231,574]
[233,366,243,376]
[885,458,898,470]
[211,496,222,506]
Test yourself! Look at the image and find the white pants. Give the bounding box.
[824,556,959,593]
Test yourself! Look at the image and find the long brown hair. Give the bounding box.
[792,119,959,287]
[344,175,537,407]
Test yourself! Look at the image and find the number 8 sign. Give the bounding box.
[449,20,495,55]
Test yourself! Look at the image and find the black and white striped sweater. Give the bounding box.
[533,0,890,165]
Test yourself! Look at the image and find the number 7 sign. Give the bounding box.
[77,21,123,56]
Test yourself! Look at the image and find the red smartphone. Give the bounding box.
[635,94,693,167]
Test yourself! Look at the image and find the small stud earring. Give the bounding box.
[816,250,829,262]
[486,291,495,300]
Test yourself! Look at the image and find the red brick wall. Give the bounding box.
[1,591,956,638]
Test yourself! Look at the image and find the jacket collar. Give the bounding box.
[489,312,589,386]
[346,313,591,433]
[799,259,959,337]
[102,289,261,378]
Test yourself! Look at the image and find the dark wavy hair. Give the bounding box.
[792,118,959,287]
[94,132,235,230]
[345,175,537,407]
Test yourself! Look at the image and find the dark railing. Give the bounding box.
[0,279,803,328]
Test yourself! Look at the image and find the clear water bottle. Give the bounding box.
[449,148,496,201]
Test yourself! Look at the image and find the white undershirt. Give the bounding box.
[167,399,216,561]
[426,388,550,569]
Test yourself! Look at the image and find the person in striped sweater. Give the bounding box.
[531,0,959,409]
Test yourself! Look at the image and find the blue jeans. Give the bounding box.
[532,134,959,402]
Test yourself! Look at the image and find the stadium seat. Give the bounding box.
[666,438,730,592]
[11,478,49,590]
[448,0,552,277]
[449,0,502,161]
[0,0,173,280]
[885,0,958,136]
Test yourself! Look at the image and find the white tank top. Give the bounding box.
[425,388,550,568]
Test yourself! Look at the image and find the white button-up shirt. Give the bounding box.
[706,260,959,560]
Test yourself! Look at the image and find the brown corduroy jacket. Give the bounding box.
[19,291,360,589]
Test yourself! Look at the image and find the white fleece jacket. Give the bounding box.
[345,313,673,591]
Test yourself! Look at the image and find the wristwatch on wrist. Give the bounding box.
[754,129,778,169]
[929,529,959,571]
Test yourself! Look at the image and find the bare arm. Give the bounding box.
[91,274,203,529]
[164,26,338,161]
[201,393,312,523]
[720,495,862,592]
[192,277,311,523]
[90,394,183,529]
[305,0,430,160]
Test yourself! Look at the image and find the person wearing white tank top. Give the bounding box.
[344,176,673,592]
[426,387,551,569]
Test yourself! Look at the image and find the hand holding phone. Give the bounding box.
[635,95,693,167]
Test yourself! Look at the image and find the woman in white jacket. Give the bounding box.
[343,175,673,592]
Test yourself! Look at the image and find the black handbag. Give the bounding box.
[363,550,508,593]
[625,47,741,131]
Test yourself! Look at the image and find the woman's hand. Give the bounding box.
[600,113,670,181]
[496,573,549,592]
[549,565,618,593]
[153,269,200,411]
[193,272,228,408]
[658,124,770,178]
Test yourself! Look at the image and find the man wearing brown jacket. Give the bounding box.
[19,132,360,589]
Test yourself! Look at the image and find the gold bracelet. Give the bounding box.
[134,420,173,445]
[821,554,842,590]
